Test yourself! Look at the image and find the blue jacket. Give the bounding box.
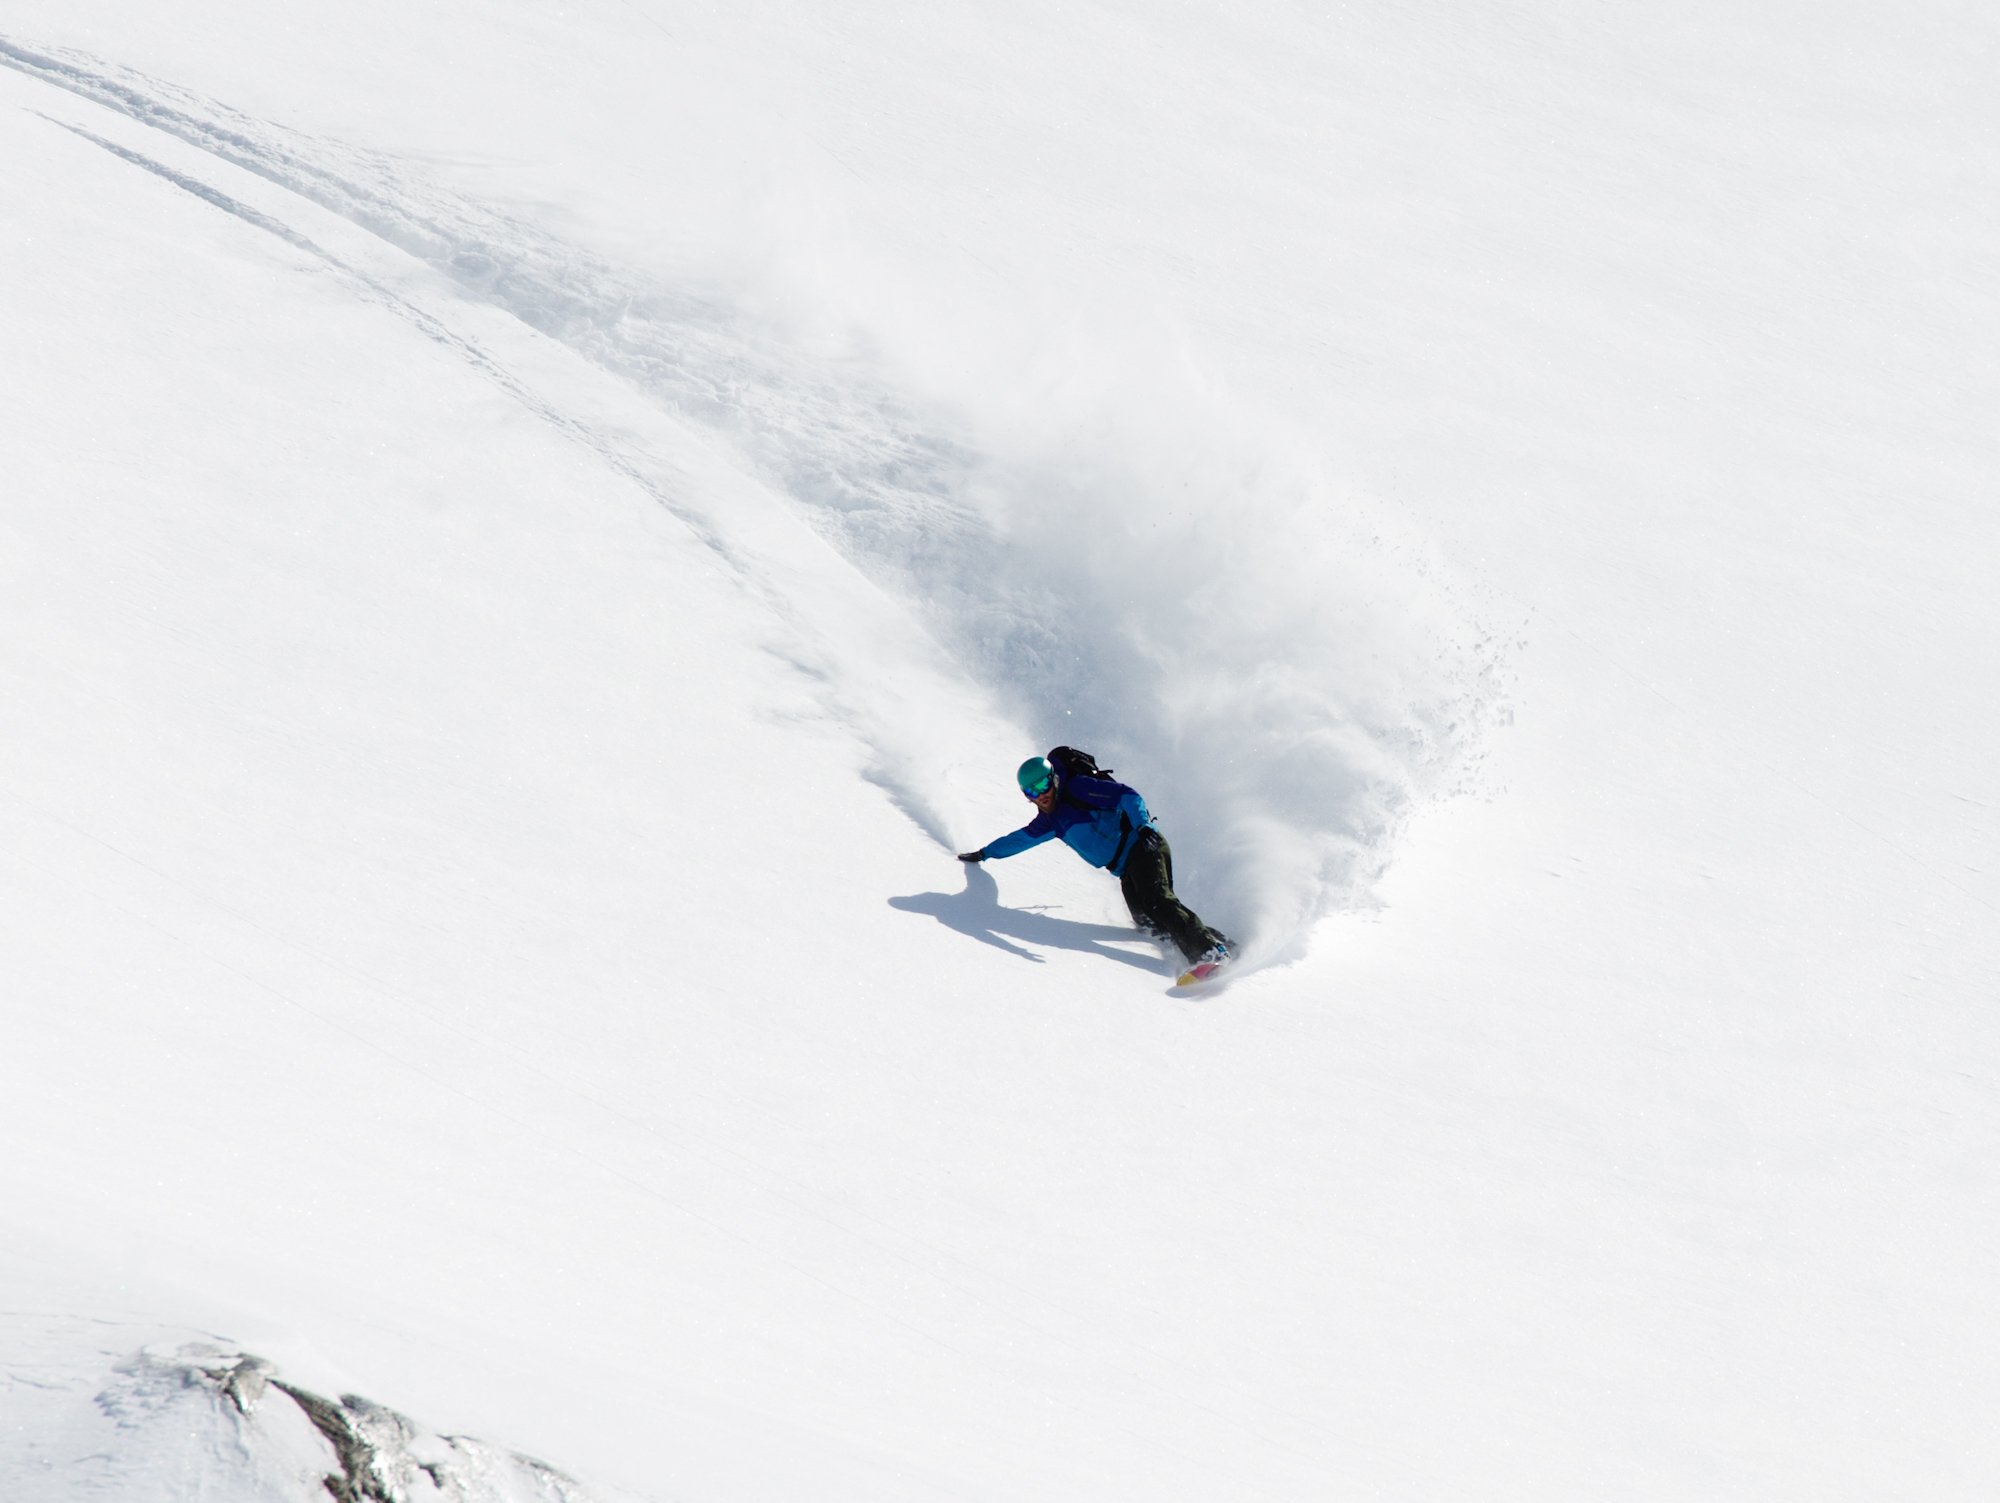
[979,775,1154,876]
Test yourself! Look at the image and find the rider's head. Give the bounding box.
[1017,756,1058,811]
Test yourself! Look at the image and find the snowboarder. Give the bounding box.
[957,749,1233,977]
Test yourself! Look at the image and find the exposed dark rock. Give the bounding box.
[271,1379,395,1503]
[164,1341,592,1503]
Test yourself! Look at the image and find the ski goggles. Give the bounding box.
[1022,771,1056,799]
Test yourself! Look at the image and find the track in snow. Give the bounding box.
[2,33,1509,955]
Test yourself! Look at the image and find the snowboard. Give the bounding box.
[1175,956,1232,988]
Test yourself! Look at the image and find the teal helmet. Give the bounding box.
[1016,756,1056,799]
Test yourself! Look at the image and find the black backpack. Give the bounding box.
[1047,745,1113,783]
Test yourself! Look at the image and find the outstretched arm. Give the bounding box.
[958,814,1058,862]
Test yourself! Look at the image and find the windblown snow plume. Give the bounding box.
[666,249,1514,956]
[823,336,1512,957]
[2,36,1508,957]
[742,316,1513,953]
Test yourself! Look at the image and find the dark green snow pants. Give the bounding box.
[1118,827,1228,965]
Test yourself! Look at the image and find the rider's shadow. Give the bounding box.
[889,862,1164,972]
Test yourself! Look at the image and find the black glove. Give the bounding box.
[957,850,986,863]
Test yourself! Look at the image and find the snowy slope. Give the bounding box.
[5,5,1998,1502]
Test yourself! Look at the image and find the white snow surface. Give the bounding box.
[2,5,1996,1500]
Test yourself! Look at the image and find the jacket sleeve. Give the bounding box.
[980,811,1059,860]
